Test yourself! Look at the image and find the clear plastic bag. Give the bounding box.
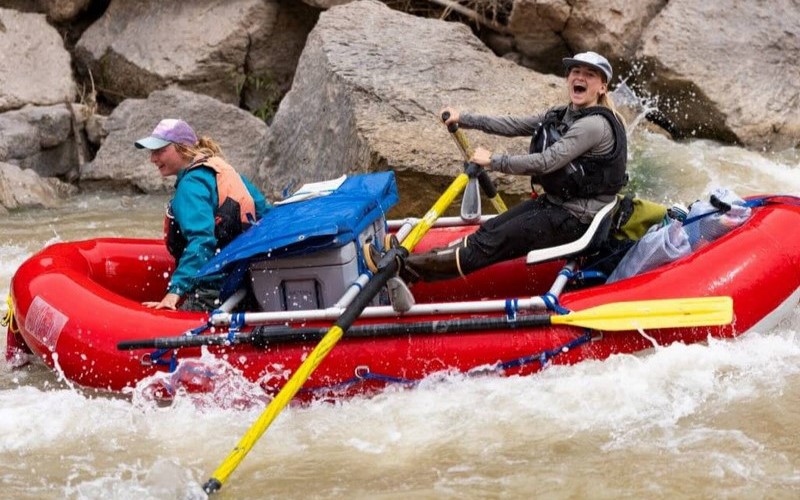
[606,187,752,283]
[607,220,691,283]
[683,188,751,251]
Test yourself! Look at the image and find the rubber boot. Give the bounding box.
[404,247,463,283]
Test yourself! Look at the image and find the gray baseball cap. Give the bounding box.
[562,51,613,83]
[135,119,198,150]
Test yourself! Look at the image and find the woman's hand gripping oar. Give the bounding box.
[202,172,470,494]
[441,110,508,218]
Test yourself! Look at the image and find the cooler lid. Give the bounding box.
[197,171,398,278]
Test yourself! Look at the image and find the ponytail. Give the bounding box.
[174,136,223,160]
[598,93,627,129]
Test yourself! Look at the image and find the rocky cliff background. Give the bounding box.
[1,0,798,215]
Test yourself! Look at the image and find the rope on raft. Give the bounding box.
[2,295,17,333]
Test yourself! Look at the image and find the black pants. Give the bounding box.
[458,197,589,274]
[179,286,221,312]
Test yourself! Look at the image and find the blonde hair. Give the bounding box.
[173,136,223,161]
[598,92,627,129]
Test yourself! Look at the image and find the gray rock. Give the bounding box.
[637,0,800,150]
[83,88,268,193]
[0,161,77,211]
[0,104,85,179]
[0,8,76,112]
[300,0,350,8]
[74,0,299,108]
[258,0,564,212]
[43,0,92,22]
[508,0,666,75]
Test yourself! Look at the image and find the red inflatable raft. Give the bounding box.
[6,196,800,400]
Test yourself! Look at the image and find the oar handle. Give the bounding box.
[442,111,506,213]
[441,111,459,133]
[478,169,498,198]
[441,111,473,160]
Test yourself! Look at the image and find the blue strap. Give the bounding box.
[744,195,800,208]
[147,323,209,373]
[296,331,593,395]
[559,268,575,279]
[496,332,592,372]
[298,371,416,396]
[683,208,720,227]
[573,270,608,281]
[229,312,246,331]
[542,292,570,315]
[683,194,800,227]
[505,299,519,321]
[148,348,178,372]
[226,312,246,342]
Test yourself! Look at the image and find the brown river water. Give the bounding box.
[1,131,799,499]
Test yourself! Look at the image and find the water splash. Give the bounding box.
[129,348,270,411]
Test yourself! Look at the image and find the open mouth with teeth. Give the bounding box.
[572,82,587,95]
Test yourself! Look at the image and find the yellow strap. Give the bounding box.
[2,295,15,332]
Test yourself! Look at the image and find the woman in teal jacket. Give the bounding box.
[135,118,269,311]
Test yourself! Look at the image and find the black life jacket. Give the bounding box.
[165,156,257,260]
[529,105,628,200]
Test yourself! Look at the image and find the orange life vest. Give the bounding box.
[164,155,257,259]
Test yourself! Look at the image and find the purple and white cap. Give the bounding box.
[134,119,198,150]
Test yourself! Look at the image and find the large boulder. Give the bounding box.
[637,0,800,150]
[0,0,91,21]
[0,104,89,180]
[258,0,564,213]
[0,161,77,213]
[74,0,313,111]
[82,89,268,193]
[508,0,666,74]
[242,0,319,119]
[0,8,76,112]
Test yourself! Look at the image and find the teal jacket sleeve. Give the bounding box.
[241,175,270,219]
[168,168,218,296]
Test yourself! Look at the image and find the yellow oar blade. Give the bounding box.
[551,297,734,331]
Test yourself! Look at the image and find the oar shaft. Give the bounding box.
[117,332,251,350]
[442,111,473,160]
[478,170,508,212]
[121,296,733,351]
[251,314,551,346]
[402,174,468,250]
[204,173,470,494]
[441,111,507,214]
[205,323,348,492]
[450,127,474,160]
